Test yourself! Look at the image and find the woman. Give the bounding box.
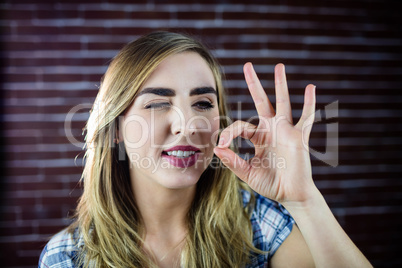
[39,31,371,267]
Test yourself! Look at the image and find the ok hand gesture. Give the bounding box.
[214,63,317,205]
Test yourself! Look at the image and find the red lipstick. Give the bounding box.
[164,145,200,152]
[162,145,201,168]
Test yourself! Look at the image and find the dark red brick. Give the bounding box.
[2,9,34,20]
[176,12,216,20]
[84,10,128,20]
[36,8,81,19]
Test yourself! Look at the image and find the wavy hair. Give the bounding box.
[69,31,260,267]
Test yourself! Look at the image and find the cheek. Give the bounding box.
[211,119,220,144]
[199,113,220,147]
[122,114,151,150]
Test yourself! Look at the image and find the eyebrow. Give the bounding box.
[137,87,217,97]
[190,87,217,97]
[137,87,175,97]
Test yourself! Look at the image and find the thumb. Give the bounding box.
[213,147,251,184]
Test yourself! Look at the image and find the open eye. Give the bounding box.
[193,101,214,110]
[144,102,170,110]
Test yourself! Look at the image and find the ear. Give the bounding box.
[116,127,124,144]
[115,117,125,144]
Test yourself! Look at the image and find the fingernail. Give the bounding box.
[244,63,253,81]
[219,137,225,147]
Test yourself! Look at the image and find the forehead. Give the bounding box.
[140,52,216,91]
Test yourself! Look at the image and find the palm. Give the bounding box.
[214,63,317,204]
[247,120,311,203]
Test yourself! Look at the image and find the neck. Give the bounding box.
[130,173,196,235]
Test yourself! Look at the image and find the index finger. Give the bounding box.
[244,62,275,118]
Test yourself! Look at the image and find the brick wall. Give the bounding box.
[1,1,401,267]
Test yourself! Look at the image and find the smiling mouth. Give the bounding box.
[162,150,197,158]
[161,146,201,168]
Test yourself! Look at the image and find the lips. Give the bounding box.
[162,145,201,168]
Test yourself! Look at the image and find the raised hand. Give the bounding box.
[214,63,317,205]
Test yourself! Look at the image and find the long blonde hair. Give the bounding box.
[70,31,259,267]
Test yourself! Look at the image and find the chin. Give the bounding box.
[155,168,204,190]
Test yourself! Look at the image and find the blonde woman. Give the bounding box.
[39,31,371,267]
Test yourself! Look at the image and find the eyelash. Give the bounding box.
[145,101,214,110]
[194,101,214,110]
[145,102,170,109]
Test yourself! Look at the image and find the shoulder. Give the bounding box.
[241,190,295,259]
[241,189,294,228]
[39,228,82,268]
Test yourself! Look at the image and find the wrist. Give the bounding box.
[281,186,325,216]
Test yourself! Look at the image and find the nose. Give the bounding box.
[170,105,205,137]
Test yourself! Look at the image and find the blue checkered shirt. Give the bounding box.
[39,191,294,267]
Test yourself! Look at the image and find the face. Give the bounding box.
[121,52,220,190]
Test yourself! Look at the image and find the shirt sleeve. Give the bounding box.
[245,190,295,260]
[38,229,79,268]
